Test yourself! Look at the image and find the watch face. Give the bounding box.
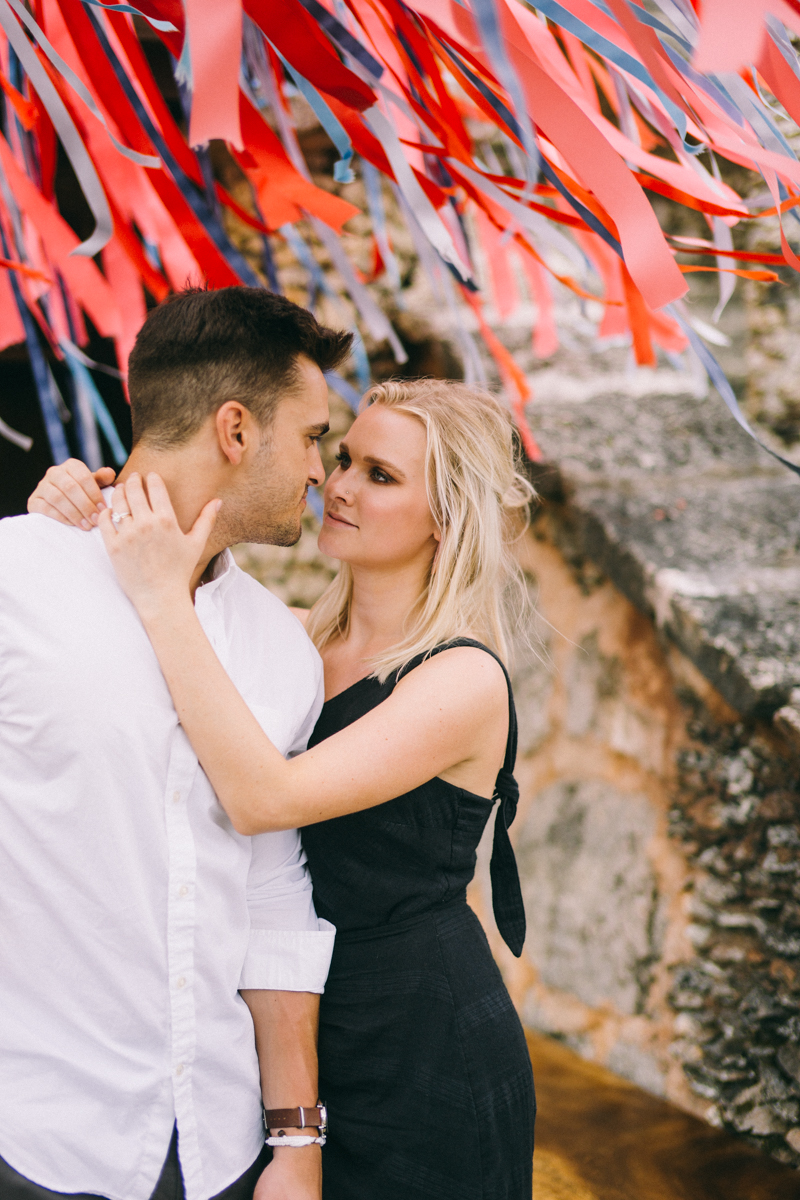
[319,1104,328,1127]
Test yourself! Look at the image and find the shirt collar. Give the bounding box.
[198,549,235,597]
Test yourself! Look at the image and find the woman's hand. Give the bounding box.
[98,472,220,619]
[28,460,117,528]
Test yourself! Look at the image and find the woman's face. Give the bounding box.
[318,405,439,571]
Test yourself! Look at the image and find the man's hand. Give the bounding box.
[253,1147,321,1200]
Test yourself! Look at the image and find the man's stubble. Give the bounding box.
[215,436,305,550]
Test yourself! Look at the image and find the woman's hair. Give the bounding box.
[305,379,536,681]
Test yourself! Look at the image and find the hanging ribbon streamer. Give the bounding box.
[294,0,383,80]
[325,370,362,412]
[2,0,800,477]
[3,0,159,168]
[275,48,355,182]
[81,0,178,31]
[62,344,103,471]
[362,105,472,285]
[0,0,114,256]
[61,339,128,466]
[5,262,70,462]
[184,0,243,148]
[471,0,539,185]
[84,7,262,287]
[0,414,33,451]
[362,159,402,290]
[669,304,800,479]
[310,215,408,363]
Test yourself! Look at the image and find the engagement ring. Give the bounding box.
[111,511,131,526]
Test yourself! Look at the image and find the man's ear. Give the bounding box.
[215,401,253,466]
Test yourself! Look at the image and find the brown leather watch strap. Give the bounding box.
[264,1104,327,1130]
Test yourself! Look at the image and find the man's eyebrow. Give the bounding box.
[307,423,330,437]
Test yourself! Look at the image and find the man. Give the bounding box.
[1,288,352,1200]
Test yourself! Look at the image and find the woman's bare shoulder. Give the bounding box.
[397,643,508,707]
[289,606,310,627]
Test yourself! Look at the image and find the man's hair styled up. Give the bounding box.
[128,287,353,447]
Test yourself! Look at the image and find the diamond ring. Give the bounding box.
[111,511,132,527]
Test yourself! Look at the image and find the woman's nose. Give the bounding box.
[332,473,354,503]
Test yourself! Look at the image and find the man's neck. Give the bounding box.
[116,446,225,594]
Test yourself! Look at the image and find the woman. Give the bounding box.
[29,379,536,1200]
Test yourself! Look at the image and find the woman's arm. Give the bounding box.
[101,474,507,835]
[28,459,115,527]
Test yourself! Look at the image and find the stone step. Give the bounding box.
[528,1031,800,1199]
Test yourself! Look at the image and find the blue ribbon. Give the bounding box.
[325,371,361,413]
[81,0,177,32]
[538,158,623,257]
[61,342,128,467]
[279,223,327,309]
[275,48,355,183]
[530,0,688,143]
[668,305,800,479]
[472,0,539,183]
[362,160,401,291]
[14,302,70,462]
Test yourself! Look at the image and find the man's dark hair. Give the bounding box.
[128,287,353,447]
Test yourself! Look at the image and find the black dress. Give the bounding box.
[302,639,535,1200]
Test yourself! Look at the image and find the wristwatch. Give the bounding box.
[263,1104,327,1135]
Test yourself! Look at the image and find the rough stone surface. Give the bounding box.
[523,387,800,720]
[516,779,660,1015]
[668,699,800,1165]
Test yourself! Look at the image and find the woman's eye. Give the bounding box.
[334,452,350,467]
[371,469,393,484]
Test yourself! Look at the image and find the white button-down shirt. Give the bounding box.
[0,503,334,1200]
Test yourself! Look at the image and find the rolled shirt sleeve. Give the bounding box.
[239,829,335,992]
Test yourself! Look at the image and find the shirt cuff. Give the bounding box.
[238,919,336,992]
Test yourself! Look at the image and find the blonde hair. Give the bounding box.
[305,379,536,681]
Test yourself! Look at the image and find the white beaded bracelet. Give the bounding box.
[266,1134,326,1147]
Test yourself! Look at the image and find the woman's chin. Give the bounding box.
[317,528,346,559]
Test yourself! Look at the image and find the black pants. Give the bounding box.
[0,1128,272,1200]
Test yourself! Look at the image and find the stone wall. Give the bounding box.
[468,510,800,1167]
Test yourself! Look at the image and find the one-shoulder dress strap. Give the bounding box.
[397,639,526,958]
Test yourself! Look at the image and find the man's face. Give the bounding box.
[233,355,330,547]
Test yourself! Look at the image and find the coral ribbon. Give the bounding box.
[185,0,243,148]
[0,131,121,337]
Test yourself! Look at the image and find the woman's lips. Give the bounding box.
[324,510,356,528]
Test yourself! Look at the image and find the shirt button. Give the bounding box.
[172,790,181,804]
[178,885,189,898]
[175,1063,184,1077]
[176,976,186,989]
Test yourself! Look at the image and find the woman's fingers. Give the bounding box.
[110,483,131,527]
[28,482,87,528]
[28,459,110,528]
[123,473,153,522]
[146,473,178,523]
[98,505,115,540]
[93,467,117,490]
[188,499,222,558]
